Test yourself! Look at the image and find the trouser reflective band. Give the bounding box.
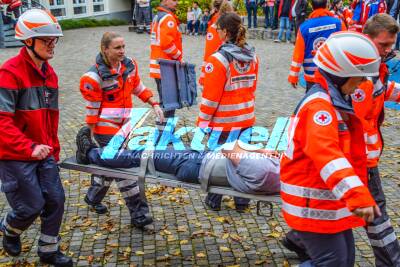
[38,233,60,253]
[116,179,136,188]
[92,175,112,186]
[369,232,398,247]
[121,185,140,198]
[38,242,59,253]
[367,219,392,234]
[39,233,59,244]
[367,166,400,267]
[2,217,22,236]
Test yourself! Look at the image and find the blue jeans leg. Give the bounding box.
[278,17,288,40]
[264,6,268,28]
[268,6,274,27]
[187,20,193,33]
[252,4,258,28]
[246,5,252,28]
[286,19,292,41]
[194,20,200,33]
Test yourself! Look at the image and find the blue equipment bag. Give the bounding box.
[159,59,197,111]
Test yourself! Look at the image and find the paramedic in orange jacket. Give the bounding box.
[149,0,182,119]
[197,12,259,211]
[330,0,352,28]
[351,14,400,266]
[280,32,381,266]
[288,0,345,91]
[199,0,233,86]
[79,32,164,228]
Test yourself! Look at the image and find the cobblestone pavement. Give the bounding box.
[0,26,399,266]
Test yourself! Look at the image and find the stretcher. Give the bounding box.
[60,118,288,216]
[60,153,281,216]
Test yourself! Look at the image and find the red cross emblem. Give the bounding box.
[205,63,214,73]
[318,114,327,122]
[351,89,365,102]
[313,110,332,126]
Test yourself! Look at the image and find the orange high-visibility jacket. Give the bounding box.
[352,63,400,167]
[149,6,182,79]
[281,71,376,234]
[80,55,153,135]
[199,22,223,86]
[288,9,344,84]
[197,43,259,131]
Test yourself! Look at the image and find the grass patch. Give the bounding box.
[59,18,128,30]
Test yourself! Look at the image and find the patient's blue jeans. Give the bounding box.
[88,148,206,183]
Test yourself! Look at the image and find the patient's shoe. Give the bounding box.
[84,195,108,214]
[131,214,154,229]
[76,126,98,164]
[235,204,249,213]
[204,195,221,211]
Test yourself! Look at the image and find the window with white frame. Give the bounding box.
[73,0,87,15]
[48,0,66,18]
[93,0,105,13]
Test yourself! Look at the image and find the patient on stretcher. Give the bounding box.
[76,126,280,195]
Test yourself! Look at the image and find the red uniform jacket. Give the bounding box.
[0,47,60,161]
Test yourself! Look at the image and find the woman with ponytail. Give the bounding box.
[197,12,259,211]
[198,0,233,85]
[78,32,164,228]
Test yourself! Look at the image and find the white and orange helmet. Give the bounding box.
[313,31,380,77]
[15,9,63,40]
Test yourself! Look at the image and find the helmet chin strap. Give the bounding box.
[26,38,46,61]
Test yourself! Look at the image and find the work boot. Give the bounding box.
[281,236,310,262]
[76,126,97,164]
[0,219,21,256]
[2,235,21,257]
[39,250,73,267]
[131,214,153,228]
[84,195,108,214]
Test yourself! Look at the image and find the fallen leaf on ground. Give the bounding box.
[219,246,231,252]
[216,216,232,224]
[196,252,206,258]
[180,240,189,245]
[87,255,94,264]
[135,250,145,256]
[222,233,230,239]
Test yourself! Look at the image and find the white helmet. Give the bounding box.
[15,9,63,40]
[313,31,380,78]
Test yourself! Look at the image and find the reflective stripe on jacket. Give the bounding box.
[281,70,376,234]
[288,9,343,84]
[352,63,400,167]
[149,6,182,79]
[197,45,258,130]
[80,55,153,135]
